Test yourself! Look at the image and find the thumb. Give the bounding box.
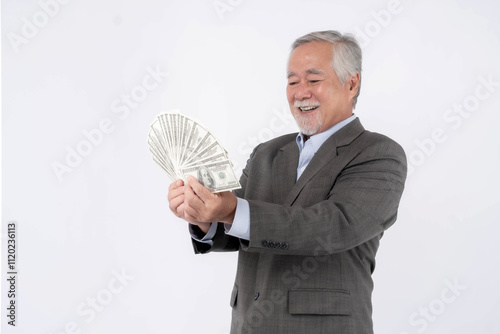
[187,176,213,200]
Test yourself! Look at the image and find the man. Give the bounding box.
[168,30,407,334]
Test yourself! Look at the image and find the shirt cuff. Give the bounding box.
[189,223,218,245]
[224,198,250,240]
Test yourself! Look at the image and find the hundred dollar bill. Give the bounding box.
[148,138,177,179]
[149,120,169,157]
[182,152,228,168]
[158,114,175,159]
[180,160,241,193]
[181,122,210,165]
[148,126,179,176]
[184,136,227,166]
[148,111,240,189]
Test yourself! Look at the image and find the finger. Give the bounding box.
[168,186,185,202]
[187,176,214,202]
[168,179,184,201]
[168,179,184,192]
[168,194,185,217]
[184,204,209,223]
[184,183,205,213]
[183,205,199,223]
[169,196,184,217]
[176,202,186,218]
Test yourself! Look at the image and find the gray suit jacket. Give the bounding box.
[192,118,407,334]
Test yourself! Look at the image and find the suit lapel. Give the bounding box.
[284,118,365,206]
[272,140,299,204]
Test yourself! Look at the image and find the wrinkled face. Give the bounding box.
[287,41,357,136]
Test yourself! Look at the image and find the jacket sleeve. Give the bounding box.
[191,223,241,254]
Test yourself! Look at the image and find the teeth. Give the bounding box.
[299,106,318,111]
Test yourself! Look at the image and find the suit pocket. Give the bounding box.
[229,284,238,308]
[288,289,351,315]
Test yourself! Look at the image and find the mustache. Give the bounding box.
[293,101,320,108]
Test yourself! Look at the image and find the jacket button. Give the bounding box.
[281,243,289,250]
[261,240,269,247]
[254,292,260,300]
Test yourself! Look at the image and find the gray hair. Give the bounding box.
[291,30,362,109]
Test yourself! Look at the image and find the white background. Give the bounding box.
[2,0,500,333]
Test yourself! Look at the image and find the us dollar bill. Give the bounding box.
[148,111,241,193]
[180,160,241,193]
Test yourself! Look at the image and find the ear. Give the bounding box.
[348,73,360,95]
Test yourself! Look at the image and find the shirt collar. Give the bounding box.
[296,114,357,151]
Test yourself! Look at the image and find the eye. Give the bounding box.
[288,81,298,86]
[309,80,320,84]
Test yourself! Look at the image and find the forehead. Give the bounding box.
[287,41,334,73]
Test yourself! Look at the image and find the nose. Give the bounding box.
[294,83,312,101]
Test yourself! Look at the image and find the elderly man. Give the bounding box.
[168,30,407,334]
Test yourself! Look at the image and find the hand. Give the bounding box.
[183,176,237,226]
[168,179,186,218]
[168,179,212,233]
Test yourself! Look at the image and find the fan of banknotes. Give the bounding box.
[148,111,241,193]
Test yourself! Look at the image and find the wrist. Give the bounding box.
[195,222,211,235]
[220,194,237,225]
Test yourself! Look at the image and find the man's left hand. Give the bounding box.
[183,176,237,225]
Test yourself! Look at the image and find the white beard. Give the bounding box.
[293,108,323,136]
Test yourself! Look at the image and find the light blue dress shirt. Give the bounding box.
[190,114,357,244]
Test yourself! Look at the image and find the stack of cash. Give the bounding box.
[148,111,241,193]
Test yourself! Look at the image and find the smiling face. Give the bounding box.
[287,41,359,136]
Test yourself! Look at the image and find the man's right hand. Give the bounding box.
[168,179,211,234]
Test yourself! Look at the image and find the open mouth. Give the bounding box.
[299,105,319,112]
